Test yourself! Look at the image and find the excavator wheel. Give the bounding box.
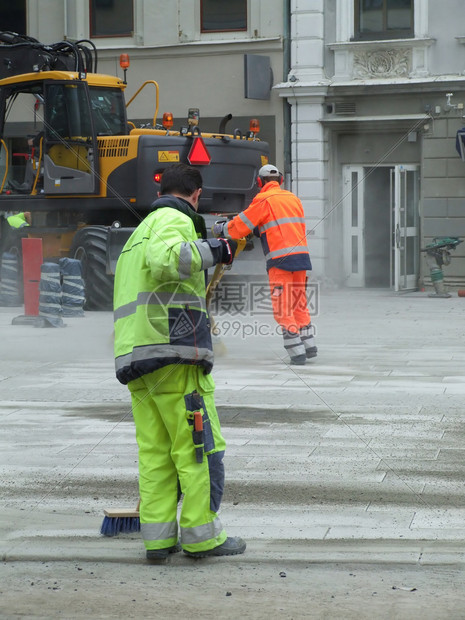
[69,226,114,310]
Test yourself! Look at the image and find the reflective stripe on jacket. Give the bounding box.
[113,196,217,385]
[224,181,311,272]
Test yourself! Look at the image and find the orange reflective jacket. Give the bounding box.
[225,181,312,272]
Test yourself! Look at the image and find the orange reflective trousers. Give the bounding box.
[268,267,311,332]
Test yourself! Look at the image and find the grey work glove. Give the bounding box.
[212,219,227,238]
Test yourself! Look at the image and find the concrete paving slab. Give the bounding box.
[2,289,465,616]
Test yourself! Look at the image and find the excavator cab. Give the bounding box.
[0,33,270,310]
[0,74,128,196]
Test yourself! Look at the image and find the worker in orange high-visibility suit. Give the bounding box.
[213,164,317,365]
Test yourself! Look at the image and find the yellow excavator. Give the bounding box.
[0,32,269,308]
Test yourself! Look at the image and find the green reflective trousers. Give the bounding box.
[128,364,227,553]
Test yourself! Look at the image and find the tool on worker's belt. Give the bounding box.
[421,237,462,298]
[187,390,205,463]
[192,409,204,463]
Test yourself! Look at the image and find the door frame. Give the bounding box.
[391,164,420,291]
[342,165,365,287]
[342,164,420,289]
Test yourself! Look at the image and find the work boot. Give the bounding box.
[146,542,182,560]
[290,354,306,365]
[184,536,246,558]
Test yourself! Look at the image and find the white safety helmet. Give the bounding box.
[257,164,283,187]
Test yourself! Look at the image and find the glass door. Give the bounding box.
[343,166,365,286]
[391,165,419,291]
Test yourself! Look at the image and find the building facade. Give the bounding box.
[276,0,465,290]
[7,1,465,290]
[21,0,286,168]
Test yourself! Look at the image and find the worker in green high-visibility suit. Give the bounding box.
[113,163,246,561]
[6,211,31,228]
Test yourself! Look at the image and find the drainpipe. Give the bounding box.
[283,0,292,185]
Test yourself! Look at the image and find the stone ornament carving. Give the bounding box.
[353,49,410,78]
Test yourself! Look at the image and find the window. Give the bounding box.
[45,83,93,140]
[88,87,127,136]
[354,0,413,40]
[201,0,247,33]
[0,0,26,34]
[90,0,134,38]
[44,83,127,139]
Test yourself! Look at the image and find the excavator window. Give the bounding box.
[43,83,126,140]
[45,83,93,141]
[88,87,127,136]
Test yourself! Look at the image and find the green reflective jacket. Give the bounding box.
[114,196,218,385]
[7,213,29,228]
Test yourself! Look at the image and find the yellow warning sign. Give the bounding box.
[260,155,269,166]
[158,151,180,162]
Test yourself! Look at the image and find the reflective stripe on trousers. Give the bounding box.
[128,364,227,553]
[299,322,316,354]
[282,328,305,358]
[268,267,313,358]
